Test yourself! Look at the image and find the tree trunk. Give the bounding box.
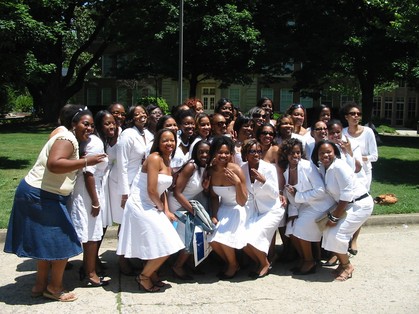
[359,77,375,124]
[188,74,198,98]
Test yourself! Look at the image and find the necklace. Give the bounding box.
[289,166,297,171]
[180,136,189,147]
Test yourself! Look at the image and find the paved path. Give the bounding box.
[0,220,418,313]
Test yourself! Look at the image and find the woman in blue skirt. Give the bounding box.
[4,108,107,302]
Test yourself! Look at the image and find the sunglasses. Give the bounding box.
[253,113,267,119]
[261,131,274,136]
[348,111,362,117]
[248,149,263,155]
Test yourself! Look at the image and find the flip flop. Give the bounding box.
[43,289,77,302]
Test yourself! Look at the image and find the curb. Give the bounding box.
[0,214,418,244]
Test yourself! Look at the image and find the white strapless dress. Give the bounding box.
[117,172,184,259]
[209,186,247,249]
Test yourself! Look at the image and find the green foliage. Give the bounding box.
[376,124,397,134]
[136,97,170,115]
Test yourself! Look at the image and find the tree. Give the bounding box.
[277,0,419,123]
[0,0,129,122]
[114,0,264,98]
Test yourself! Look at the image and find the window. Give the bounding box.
[87,88,97,107]
[280,89,293,112]
[102,88,112,106]
[229,88,240,105]
[117,87,128,105]
[260,88,274,101]
[395,97,404,125]
[321,91,333,107]
[341,95,355,106]
[407,97,416,119]
[384,97,393,120]
[202,87,216,111]
[299,96,313,109]
[102,55,113,77]
[373,97,381,118]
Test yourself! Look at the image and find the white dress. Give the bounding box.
[117,172,184,259]
[343,126,378,190]
[285,159,335,242]
[71,135,108,242]
[242,161,285,254]
[104,142,118,225]
[209,186,247,249]
[167,165,206,243]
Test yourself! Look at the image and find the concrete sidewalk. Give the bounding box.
[0,216,419,313]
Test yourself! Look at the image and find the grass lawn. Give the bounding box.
[0,126,418,228]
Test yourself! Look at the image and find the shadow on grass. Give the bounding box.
[0,156,32,169]
[374,157,419,186]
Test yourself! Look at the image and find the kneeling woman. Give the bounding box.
[241,139,285,278]
[208,136,248,279]
[312,140,373,281]
[117,129,184,292]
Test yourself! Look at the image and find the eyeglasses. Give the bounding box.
[252,113,267,119]
[314,127,328,131]
[248,149,263,155]
[260,131,274,136]
[111,111,126,117]
[348,111,362,117]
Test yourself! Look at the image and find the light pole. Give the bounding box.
[178,0,184,106]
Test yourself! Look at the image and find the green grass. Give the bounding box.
[370,145,419,215]
[0,128,53,228]
[0,126,418,228]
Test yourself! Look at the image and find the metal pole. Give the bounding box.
[178,0,184,106]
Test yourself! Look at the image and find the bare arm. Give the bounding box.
[146,154,165,211]
[173,163,195,214]
[84,172,100,217]
[225,164,248,206]
[47,140,106,174]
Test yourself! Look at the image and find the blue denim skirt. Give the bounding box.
[3,179,82,260]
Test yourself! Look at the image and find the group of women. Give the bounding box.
[4,97,377,301]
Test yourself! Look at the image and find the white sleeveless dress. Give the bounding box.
[209,186,247,249]
[117,172,184,259]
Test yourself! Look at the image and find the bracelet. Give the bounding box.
[327,212,339,223]
[91,204,100,209]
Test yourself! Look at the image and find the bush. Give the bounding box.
[136,96,170,114]
[13,95,33,113]
[376,124,397,134]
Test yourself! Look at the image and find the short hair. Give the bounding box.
[214,98,233,113]
[241,138,260,162]
[125,105,147,128]
[233,115,253,134]
[150,128,177,158]
[256,123,276,141]
[327,119,343,131]
[311,139,341,166]
[209,136,235,164]
[278,138,305,170]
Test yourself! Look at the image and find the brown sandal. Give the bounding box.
[334,263,353,281]
[136,274,160,293]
